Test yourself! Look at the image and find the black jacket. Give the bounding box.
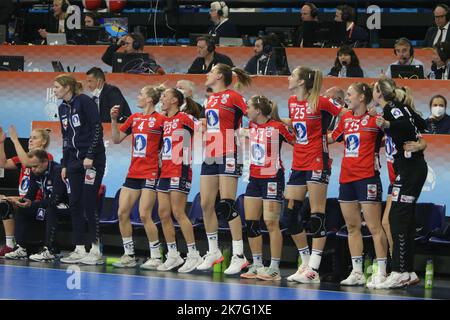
[187,52,234,74]
[424,25,450,47]
[427,62,450,79]
[426,114,450,134]
[328,65,364,77]
[24,161,68,209]
[345,24,369,47]
[96,83,131,123]
[208,19,238,38]
[58,94,105,167]
[244,54,278,75]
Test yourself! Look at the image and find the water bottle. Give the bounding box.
[372,259,378,275]
[339,65,347,78]
[429,71,436,80]
[425,259,434,289]
[364,255,372,280]
[222,247,231,272]
[298,255,303,268]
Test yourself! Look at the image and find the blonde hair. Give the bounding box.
[249,95,281,122]
[142,84,166,105]
[33,128,52,149]
[55,74,82,96]
[376,78,418,113]
[293,66,323,113]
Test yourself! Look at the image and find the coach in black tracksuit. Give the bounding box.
[14,149,68,260]
[55,74,105,263]
[374,79,428,288]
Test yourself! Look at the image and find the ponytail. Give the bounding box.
[294,66,323,113]
[232,67,252,91]
[184,97,201,119]
[269,101,281,122]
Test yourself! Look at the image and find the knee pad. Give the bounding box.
[285,204,304,235]
[0,201,14,220]
[215,199,239,222]
[310,213,326,238]
[246,220,261,238]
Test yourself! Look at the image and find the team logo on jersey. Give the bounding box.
[162,137,172,160]
[391,108,403,119]
[391,187,400,202]
[267,182,277,197]
[19,177,30,196]
[206,109,220,132]
[133,134,147,158]
[293,121,308,144]
[149,117,156,127]
[367,184,378,200]
[251,143,266,166]
[71,114,81,127]
[345,133,360,157]
[61,117,68,130]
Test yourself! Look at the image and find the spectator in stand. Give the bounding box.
[424,4,450,47]
[38,0,71,44]
[208,1,238,38]
[334,5,368,47]
[296,2,320,47]
[187,36,233,74]
[383,38,424,78]
[328,45,364,78]
[428,41,450,79]
[244,36,278,76]
[84,12,99,27]
[426,94,450,134]
[101,32,165,74]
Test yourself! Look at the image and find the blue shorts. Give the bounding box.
[287,169,330,186]
[123,178,157,191]
[201,156,243,177]
[245,171,285,202]
[157,177,191,194]
[339,176,382,203]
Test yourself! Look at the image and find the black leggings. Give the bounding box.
[390,158,428,273]
[15,205,45,252]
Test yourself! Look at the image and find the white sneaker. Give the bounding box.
[240,264,264,279]
[178,251,203,273]
[366,273,387,289]
[157,251,184,271]
[340,271,366,286]
[29,247,57,262]
[112,254,137,268]
[256,267,282,281]
[60,249,88,264]
[140,257,163,270]
[79,251,104,265]
[5,246,27,260]
[407,272,420,286]
[377,272,410,289]
[224,255,249,275]
[292,266,320,284]
[196,250,224,271]
[287,264,308,282]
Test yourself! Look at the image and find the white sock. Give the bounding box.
[187,243,197,254]
[252,253,263,266]
[351,256,363,273]
[167,242,177,254]
[76,245,86,253]
[269,258,280,270]
[298,246,310,266]
[122,237,134,256]
[377,258,387,276]
[91,242,101,254]
[149,241,161,259]
[308,249,323,271]
[232,240,244,256]
[6,236,16,249]
[206,232,219,252]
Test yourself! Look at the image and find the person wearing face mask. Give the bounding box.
[328,45,364,78]
[85,67,131,123]
[428,41,450,79]
[426,94,450,134]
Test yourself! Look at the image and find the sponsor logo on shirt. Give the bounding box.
[162,137,172,160]
[251,143,265,166]
[206,109,220,132]
[293,121,308,144]
[133,134,147,158]
[345,133,360,157]
[391,186,400,201]
[391,108,403,119]
[72,114,81,127]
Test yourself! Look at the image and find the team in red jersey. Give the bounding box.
[284,66,347,284]
[197,64,252,275]
[156,88,203,273]
[0,126,52,258]
[241,95,294,281]
[328,82,389,288]
[110,85,165,269]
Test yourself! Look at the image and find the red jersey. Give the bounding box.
[12,153,54,198]
[120,112,165,179]
[249,120,294,178]
[205,89,247,158]
[332,111,383,183]
[384,135,397,184]
[289,95,342,171]
[160,112,195,179]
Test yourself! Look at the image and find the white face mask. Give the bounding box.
[431,106,446,118]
